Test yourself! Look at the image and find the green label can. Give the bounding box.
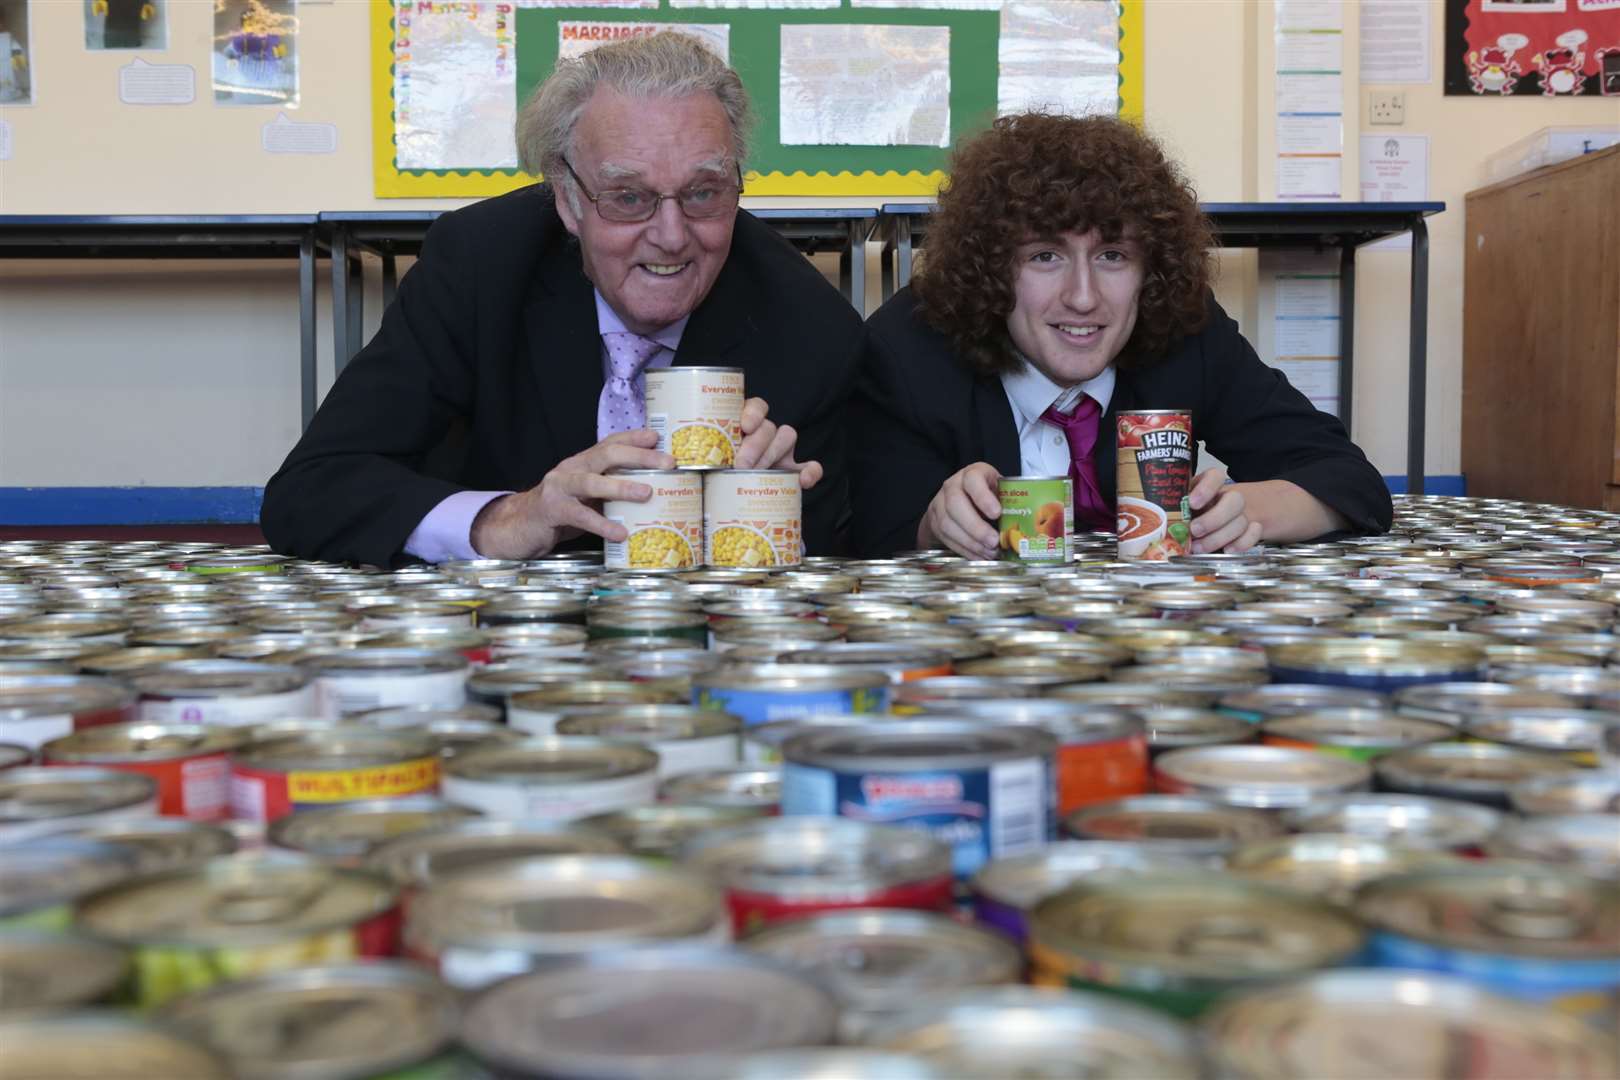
[996,476,1072,564]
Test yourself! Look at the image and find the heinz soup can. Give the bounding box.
[1116,410,1194,561]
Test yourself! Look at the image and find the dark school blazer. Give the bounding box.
[848,287,1393,557]
[261,184,863,568]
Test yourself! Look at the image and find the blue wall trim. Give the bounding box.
[0,487,264,525]
[1383,475,1465,496]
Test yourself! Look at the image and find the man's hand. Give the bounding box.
[470,430,675,559]
[734,397,823,490]
[917,462,1002,560]
[1187,468,1263,554]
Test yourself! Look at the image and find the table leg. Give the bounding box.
[382,254,398,308]
[1407,215,1430,497]
[1337,243,1356,431]
[847,220,867,316]
[896,217,914,292]
[299,228,317,429]
[346,253,364,362]
[331,226,351,376]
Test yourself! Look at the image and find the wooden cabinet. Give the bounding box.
[1462,145,1620,510]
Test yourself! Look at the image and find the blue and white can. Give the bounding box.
[780,719,1055,881]
[693,664,889,728]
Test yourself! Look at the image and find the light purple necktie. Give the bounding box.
[598,331,664,438]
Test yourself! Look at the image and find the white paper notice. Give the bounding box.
[1277,114,1341,154]
[1276,0,1344,31]
[0,120,11,161]
[1359,0,1431,83]
[1277,156,1341,199]
[1276,73,1342,113]
[1263,249,1342,417]
[1360,133,1428,200]
[262,112,338,154]
[559,22,730,62]
[998,0,1120,117]
[671,0,836,7]
[780,24,950,147]
[1277,32,1343,72]
[118,57,195,105]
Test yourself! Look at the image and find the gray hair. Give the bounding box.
[516,31,752,201]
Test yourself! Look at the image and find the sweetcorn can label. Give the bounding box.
[704,470,802,569]
[604,471,703,572]
[996,477,1073,563]
[1116,410,1194,562]
[645,367,745,469]
[229,757,440,823]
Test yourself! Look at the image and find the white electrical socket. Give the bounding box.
[1369,91,1405,126]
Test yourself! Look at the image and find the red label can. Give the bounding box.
[42,722,243,821]
[228,729,441,824]
[725,873,956,936]
[1116,410,1194,561]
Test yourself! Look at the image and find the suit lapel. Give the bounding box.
[527,244,603,467]
[674,223,755,369]
[973,376,1021,477]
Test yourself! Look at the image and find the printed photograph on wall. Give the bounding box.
[85,0,168,51]
[212,0,298,106]
[0,0,31,105]
[1445,0,1620,93]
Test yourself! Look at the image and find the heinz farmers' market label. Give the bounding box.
[996,477,1072,564]
[1116,410,1194,562]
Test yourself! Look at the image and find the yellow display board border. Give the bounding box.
[371,0,1144,200]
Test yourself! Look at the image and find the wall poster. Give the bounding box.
[1444,0,1620,95]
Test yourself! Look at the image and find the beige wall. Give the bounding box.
[2,0,1617,487]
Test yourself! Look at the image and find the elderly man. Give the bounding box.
[261,33,860,567]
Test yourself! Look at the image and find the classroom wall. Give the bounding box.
[1,1,1617,498]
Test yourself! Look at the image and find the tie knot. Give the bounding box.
[1040,393,1099,430]
[602,331,664,379]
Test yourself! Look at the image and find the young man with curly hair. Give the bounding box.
[849,113,1392,558]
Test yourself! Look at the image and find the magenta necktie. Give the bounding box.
[1040,396,1113,531]
[598,332,664,438]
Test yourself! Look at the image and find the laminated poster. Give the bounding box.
[85,0,168,51]
[558,21,730,62]
[998,0,1119,117]
[1261,250,1342,420]
[0,0,32,105]
[779,23,950,147]
[1444,0,1620,95]
[213,0,298,107]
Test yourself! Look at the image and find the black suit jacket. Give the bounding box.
[261,185,862,567]
[849,287,1393,556]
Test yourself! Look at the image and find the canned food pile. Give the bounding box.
[605,366,803,571]
[2,493,1618,1078]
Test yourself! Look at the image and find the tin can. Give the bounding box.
[1141,707,1256,757]
[889,677,1040,714]
[954,655,1107,689]
[182,554,290,576]
[404,855,727,990]
[586,606,709,646]
[704,470,802,569]
[365,819,624,896]
[1511,771,1620,816]
[1466,709,1610,765]
[879,990,1205,1078]
[681,817,954,934]
[706,1049,949,1080]
[1392,680,1575,726]
[266,796,480,864]
[42,722,243,821]
[1227,833,1460,904]
[1061,794,1283,858]
[484,622,589,660]
[464,659,613,719]
[776,643,953,685]
[694,663,889,727]
[555,705,740,778]
[460,948,838,1079]
[659,766,781,813]
[346,701,502,730]
[645,366,745,469]
[0,1013,232,1078]
[507,680,680,735]
[1375,742,1580,809]
[970,841,1204,944]
[1153,745,1370,810]
[74,853,401,1009]
[299,648,468,719]
[1266,639,1486,693]
[78,645,215,678]
[1356,864,1620,1023]
[1486,813,1620,881]
[442,738,658,822]
[1,837,141,931]
[1204,969,1620,1080]
[1027,873,1364,1016]
[1116,411,1194,562]
[994,476,1072,564]
[603,470,704,572]
[1217,683,1388,723]
[1047,682,1217,710]
[1260,709,1454,762]
[0,928,130,1011]
[0,742,29,771]
[743,909,1021,1042]
[781,720,1054,881]
[578,803,764,861]
[229,729,440,825]
[157,961,461,1080]
[0,674,138,748]
[1284,792,1502,854]
[0,766,158,846]
[75,817,239,874]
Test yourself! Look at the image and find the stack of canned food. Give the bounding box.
[1,492,1618,1078]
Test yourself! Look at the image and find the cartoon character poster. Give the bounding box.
[212,0,297,107]
[1445,0,1620,94]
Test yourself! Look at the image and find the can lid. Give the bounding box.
[268,797,482,860]
[659,766,781,810]
[445,737,658,785]
[1063,795,1284,855]
[158,962,458,1079]
[44,721,245,764]
[1375,742,1579,796]
[695,663,890,695]
[1465,709,1609,755]
[1392,680,1574,721]
[0,673,136,716]
[1260,709,1452,751]
[781,719,1054,772]
[1204,969,1620,1080]
[1484,814,1620,881]
[461,947,838,1078]
[742,909,1020,1011]
[0,837,142,917]
[0,1011,233,1078]
[75,818,240,874]
[926,702,1142,745]
[297,648,468,677]
[682,818,951,897]
[1141,707,1254,750]
[364,819,623,888]
[1153,746,1371,809]
[970,841,1207,911]
[1227,833,1462,903]
[577,803,765,860]
[131,659,309,699]
[858,986,1202,1080]
[555,704,742,742]
[75,853,398,947]
[704,1049,945,1080]
[1510,771,1620,816]
[235,728,437,773]
[0,930,130,1011]
[0,766,157,825]
[1266,639,1485,677]
[1283,792,1502,850]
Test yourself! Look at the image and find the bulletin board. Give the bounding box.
[1443,0,1620,96]
[372,0,1144,198]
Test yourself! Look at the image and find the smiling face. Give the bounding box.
[1005,229,1146,387]
[555,87,738,336]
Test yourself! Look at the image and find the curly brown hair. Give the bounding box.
[914,113,1214,375]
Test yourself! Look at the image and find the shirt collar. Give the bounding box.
[1001,355,1116,433]
[594,289,688,354]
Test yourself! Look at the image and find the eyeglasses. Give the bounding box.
[562,158,743,223]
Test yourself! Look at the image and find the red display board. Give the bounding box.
[1444,0,1620,95]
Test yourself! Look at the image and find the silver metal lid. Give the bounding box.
[131,659,309,699]
[971,841,1208,910]
[1392,680,1575,723]
[782,719,1054,772]
[695,663,890,695]
[1465,709,1611,755]
[461,946,838,1080]
[1283,792,1503,850]
[1375,742,1579,799]
[1260,709,1453,751]
[576,803,765,860]
[0,765,156,826]
[1063,795,1283,856]
[445,737,658,786]
[682,818,951,898]
[158,962,459,1080]
[0,1011,233,1078]
[1204,968,1620,1080]
[1227,833,1462,903]
[555,704,742,742]
[1154,745,1371,809]
[705,1049,944,1080]
[0,930,129,1012]
[1485,814,1620,881]
[74,817,239,874]
[1510,771,1620,816]
[297,647,468,677]
[364,819,623,889]
[267,797,482,861]
[659,766,781,810]
[0,837,141,917]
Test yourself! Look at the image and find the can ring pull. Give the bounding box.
[1172,916,1271,959]
[210,880,321,925]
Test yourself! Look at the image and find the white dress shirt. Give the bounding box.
[999,360,1116,477]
